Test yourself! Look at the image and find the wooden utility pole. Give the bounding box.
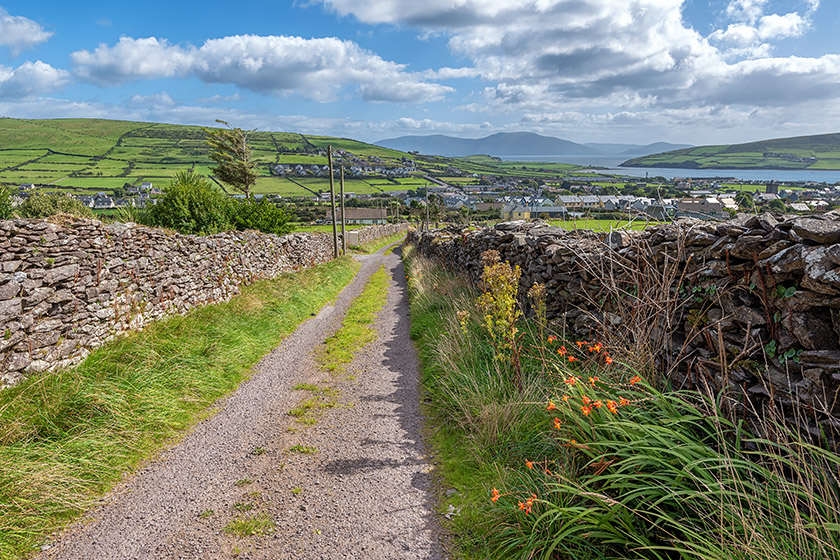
[328,146,338,258]
[340,165,346,255]
[425,182,430,231]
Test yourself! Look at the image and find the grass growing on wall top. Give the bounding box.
[0,257,360,560]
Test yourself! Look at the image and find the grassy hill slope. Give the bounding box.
[0,118,586,197]
[621,132,840,170]
[0,118,418,197]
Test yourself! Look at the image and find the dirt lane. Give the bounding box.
[38,243,443,560]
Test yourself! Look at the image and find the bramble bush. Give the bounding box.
[145,170,234,234]
[145,171,293,236]
[231,196,292,235]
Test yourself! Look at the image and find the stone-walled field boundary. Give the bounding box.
[0,218,406,387]
[409,214,840,442]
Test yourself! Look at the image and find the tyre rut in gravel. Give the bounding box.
[38,242,443,560]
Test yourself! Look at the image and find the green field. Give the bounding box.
[624,132,840,170]
[547,218,654,231]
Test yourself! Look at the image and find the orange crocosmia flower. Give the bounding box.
[562,395,571,402]
[547,335,557,343]
[568,356,578,363]
[593,400,603,408]
[581,405,592,416]
[526,460,534,469]
[569,439,577,445]
[519,496,535,514]
[564,376,577,385]
[547,401,556,411]
[620,397,630,406]
[491,488,501,502]
[607,400,618,414]
[544,467,552,475]
[581,395,591,405]
[605,356,613,365]
[557,346,567,356]
[630,375,642,384]
[553,417,562,430]
[589,376,599,386]
[576,341,585,348]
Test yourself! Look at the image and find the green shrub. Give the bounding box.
[0,185,13,220]
[113,205,148,224]
[232,197,293,235]
[18,192,93,219]
[145,171,234,234]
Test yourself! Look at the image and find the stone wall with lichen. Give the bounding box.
[409,213,840,442]
[0,217,406,387]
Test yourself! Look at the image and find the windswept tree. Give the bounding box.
[204,120,257,199]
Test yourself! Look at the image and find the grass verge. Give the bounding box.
[0,257,360,559]
[316,265,390,374]
[404,243,840,560]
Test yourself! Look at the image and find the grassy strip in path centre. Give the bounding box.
[350,231,406,255]
[316,265,390,374]
[0,257,360,560]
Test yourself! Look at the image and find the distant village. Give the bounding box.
[8,147,840,225]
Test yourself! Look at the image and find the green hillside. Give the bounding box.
[621,132,840,170]
[0,118,418,197]
[0,118,585,197]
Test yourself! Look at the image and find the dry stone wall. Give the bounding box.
[409,213,840,441]
[0,218,406,388]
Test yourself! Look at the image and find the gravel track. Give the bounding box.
[38,243,443,560]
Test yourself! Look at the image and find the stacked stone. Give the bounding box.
[409,212,840,440]
[345,223,407,246]
[0,218,400,388]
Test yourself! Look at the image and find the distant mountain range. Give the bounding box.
[621,132,840,170]
[375,132,691,158]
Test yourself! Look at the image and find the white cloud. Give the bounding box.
[129,92,177,108]
[318,0,840,117]
[72,37,194,84]
[725,0,768,25]
[0,7,52,54]
[196,93,243,103]
[757,13,807,40]
[71,34,451,103]
[0,61,69,98]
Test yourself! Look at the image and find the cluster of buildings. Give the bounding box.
[11,182,162,210]
[273,151,419,179]
[272,163,418,178]
[498,194,739,221]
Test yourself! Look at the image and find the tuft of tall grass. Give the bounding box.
[0,257,359,559]
[403,243,840,560]
[495,378,840,559]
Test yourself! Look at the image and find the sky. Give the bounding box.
[0,0,839,146]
